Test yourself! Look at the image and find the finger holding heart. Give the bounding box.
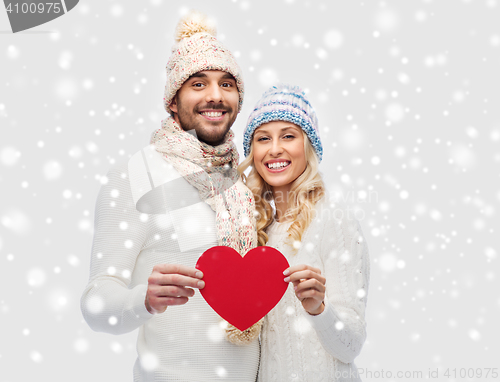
[145,264,205,314]
[283,264,326,315]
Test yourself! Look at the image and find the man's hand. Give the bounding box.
[145,264,205,314]
[283,264,326,316]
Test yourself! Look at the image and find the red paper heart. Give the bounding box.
[196,246,289,331]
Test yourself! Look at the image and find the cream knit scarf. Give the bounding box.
[151,117,262,344]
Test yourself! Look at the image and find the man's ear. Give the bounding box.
[169,96,178,114]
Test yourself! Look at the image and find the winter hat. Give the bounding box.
[243,84,323,162]
[164,10,244,114]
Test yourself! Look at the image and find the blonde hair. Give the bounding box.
[238,131,325,249]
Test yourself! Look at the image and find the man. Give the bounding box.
[81,11,259,381]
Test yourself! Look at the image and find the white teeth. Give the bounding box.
[267,162,290,169]
[201,111,223,117]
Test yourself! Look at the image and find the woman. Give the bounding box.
[238,85,370,381]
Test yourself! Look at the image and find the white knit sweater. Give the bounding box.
[258,197,370,382]
[80,157,259,381]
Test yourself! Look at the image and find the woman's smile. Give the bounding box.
[264,160,292,172]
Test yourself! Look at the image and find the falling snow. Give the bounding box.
[140,352,159,371]
[42,160,63,180]
[323,29,344,50]
[0,147,21,166]
[26,268,47,288]
[1,1,498,381]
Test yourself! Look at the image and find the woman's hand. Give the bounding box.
[284,264,326,315]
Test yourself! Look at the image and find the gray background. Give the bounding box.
[1,0,499,381]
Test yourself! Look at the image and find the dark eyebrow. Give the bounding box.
[221,73,236,81]
[188,72,236,81]
[189,72,207,79]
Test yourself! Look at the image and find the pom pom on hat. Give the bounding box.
[174,10,217,42]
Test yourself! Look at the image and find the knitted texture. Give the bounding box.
[151,117,261,343]
[164,10,244,113]
[80,163,260,381]
[243,84,323,161]
[258,197,370,381]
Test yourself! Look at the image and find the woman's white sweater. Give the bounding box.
[258,197,370,382]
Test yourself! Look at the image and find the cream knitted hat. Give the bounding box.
[164,11,244,114]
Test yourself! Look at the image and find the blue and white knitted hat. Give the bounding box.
[243,84,323,162]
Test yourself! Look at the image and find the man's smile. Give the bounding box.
[199,110,227,121]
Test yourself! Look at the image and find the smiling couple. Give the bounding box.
[81,10,370,382]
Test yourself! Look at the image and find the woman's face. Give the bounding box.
[252,121,307,194]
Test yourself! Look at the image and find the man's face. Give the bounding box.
[170,70,239,146]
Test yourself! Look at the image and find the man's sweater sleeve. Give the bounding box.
[80,166,152,335]
[306,202,370,364]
